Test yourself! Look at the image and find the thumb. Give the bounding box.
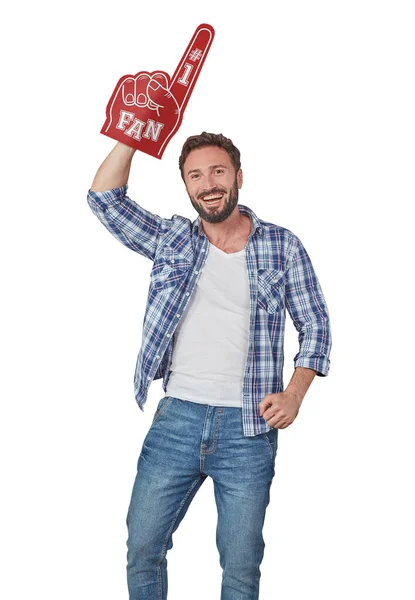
[259,395,273,417]
[147,76,179,113]
[147,77,169,102]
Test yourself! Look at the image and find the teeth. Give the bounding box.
[204,193,223,201]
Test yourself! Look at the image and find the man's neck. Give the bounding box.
[201,210,251,246]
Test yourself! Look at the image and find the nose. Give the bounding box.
[205,173,216,189]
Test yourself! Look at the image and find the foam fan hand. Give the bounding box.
[100,24,215,159]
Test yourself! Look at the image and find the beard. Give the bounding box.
[188,178,239,224]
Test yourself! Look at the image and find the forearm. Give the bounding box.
[285,236,332,378]
[285,366,316,406]
[90,142,136,192]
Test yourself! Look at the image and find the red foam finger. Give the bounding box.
[100,25,215,159]
[170,23,215,112]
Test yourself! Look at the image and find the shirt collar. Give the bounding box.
[191,204,263,237]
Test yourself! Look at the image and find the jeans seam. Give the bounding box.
[161,477,202,560]
[157,564,162,600]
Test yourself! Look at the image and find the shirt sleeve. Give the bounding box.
[87,184,169,261]
[284,235,332,377]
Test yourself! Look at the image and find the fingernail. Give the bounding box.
[149,81,160,91]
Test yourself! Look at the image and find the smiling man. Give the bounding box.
[184,144,242,222]
[87,132,332,600]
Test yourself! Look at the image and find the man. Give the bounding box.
[87,132,332,599]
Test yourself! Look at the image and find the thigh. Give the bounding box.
[210,428,277,570]
[212,429,277,526]
[206,411,278,548]
[212,466,273,547]
[126,397,206,552]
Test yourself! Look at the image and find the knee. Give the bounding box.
[126,523,169,571]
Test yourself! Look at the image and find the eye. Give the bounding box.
[190,173,200,180]
[214,169,224,174]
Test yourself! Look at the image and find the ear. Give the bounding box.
[237,168,243,189]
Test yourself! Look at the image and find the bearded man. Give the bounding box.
[87,132,332,600]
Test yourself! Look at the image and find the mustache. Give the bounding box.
[197,187,227,200]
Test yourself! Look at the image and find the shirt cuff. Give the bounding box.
[293,356,330,377]
[87,184,128,211]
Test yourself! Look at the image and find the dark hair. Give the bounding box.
[178,132,241,180]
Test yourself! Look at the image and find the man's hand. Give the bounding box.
[259,391,302,429]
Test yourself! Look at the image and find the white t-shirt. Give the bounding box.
[165,241,250,407]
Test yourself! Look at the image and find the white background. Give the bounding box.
[1,1,414,598]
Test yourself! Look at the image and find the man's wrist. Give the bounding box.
[285,366,317,406]
[285,388,303,407]
[117,142,137,156]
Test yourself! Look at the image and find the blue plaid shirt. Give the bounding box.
[87,185,332,436]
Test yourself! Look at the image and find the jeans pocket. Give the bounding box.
[152,396,173,424]
[260,429,278,464]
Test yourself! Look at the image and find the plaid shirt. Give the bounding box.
[87,185,332,437]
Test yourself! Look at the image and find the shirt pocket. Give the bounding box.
[150,247,192,293]
[257,268,286,314]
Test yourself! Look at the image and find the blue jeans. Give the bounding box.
[126,396,278,599]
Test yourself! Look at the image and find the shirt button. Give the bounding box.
[195,270,198,274]
[202,249,205,252]
[147,376,151,380]
[156,355,160,359]
[167,333,171,337]
[176,314,180,318]
[186,292,189,296]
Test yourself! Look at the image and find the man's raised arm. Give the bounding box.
[87,143,172,261]
[90,142,136,192]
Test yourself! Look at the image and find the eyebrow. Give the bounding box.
[187,164,229,175]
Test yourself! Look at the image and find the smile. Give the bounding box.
[202,192,224,206]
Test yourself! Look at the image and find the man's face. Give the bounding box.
[183,146,243,224]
